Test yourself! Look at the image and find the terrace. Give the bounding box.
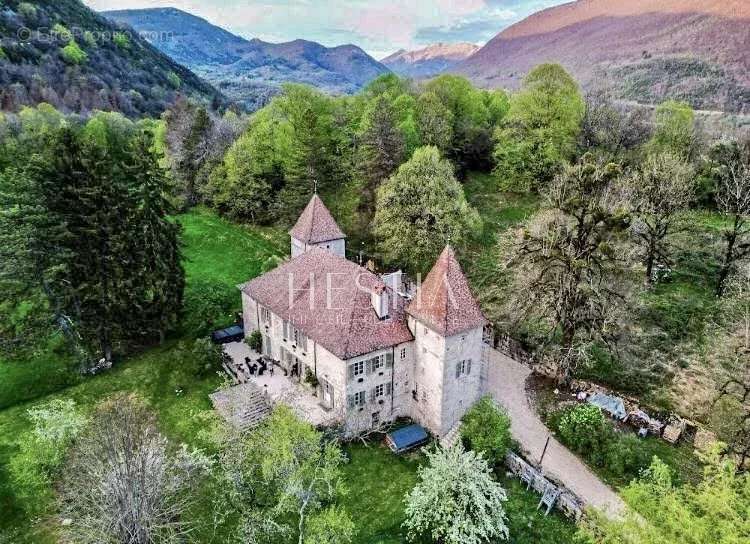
[213,341,340,429]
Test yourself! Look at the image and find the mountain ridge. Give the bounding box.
[381,43,480,79]
[104,8,391,110]
[453,0,750,113]
[0,0,222,117]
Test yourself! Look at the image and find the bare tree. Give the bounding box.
[502,154,630,382]
[580,87,651,154]
[715,141,750,296]
[59,395,211,544]
[625,153,696,283]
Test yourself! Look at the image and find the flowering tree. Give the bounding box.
[403,444,509,544]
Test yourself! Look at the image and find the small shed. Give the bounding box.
[385,424,429,453]
[588,393,628,421]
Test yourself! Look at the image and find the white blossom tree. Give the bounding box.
[403,444,509,544]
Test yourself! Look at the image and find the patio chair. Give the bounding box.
[537,484,561,516]
[520,465,535,490]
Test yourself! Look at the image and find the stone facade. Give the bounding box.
[291,236,346,258]
[240,195,488,438]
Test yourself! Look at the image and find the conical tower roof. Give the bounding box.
[289,194,346,244]
[407,246,486,336]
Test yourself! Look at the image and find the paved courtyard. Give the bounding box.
[487,349,626,517]
[222,341,340,427]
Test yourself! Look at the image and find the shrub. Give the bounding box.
[113,32,131,50]
[17,2,37,21]
[182,280,237,335]
[61,41,87,65]
[247,330,263,352]
[8,400,86,513]
[461,396,512,466]
[167,71,181,89]
[604,434,649,478]
[557,404,608,453]
[189,337,223,378]
[305,367,320,389]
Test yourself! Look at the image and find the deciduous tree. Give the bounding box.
[59,395,211,544]
[502,154,629,382]
[581,452,750,543]
[374,146,481,273]
[625,153,695,282]
[714,139,750,296]
[494,64,585,191]
[403,444,509,544]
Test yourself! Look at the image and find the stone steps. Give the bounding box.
[237,386,271,431]
[440,422,462,449]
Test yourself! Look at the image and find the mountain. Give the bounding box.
[454,0,750,113]
[104,8,391,110]
[0,0,222,118]
[381,43,480,79]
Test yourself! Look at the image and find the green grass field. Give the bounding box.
[342,442,577,544]
[0,208,285,542]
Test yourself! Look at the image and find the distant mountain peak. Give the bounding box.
[381,43,480,79]
[453,0,750,113]
[103,8,390,111]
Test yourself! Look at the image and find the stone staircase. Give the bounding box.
[236,385,272,431]
[210,382,272,431]
[439,422,462,448]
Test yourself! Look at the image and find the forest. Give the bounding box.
[1,65,749,543]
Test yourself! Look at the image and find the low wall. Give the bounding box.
[505,451,584,521]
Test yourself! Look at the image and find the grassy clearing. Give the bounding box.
[341,442,578,544]
[0,207,286,542]
[462,171,540,327]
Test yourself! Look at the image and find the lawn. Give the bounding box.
[462,171,540,327]
[342,442,578,544]
[0,208,286,542]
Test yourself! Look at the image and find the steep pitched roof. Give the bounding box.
[242,248,412,360]
[406,246,487,336]
[289,194,346,244]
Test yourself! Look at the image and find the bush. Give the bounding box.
[557,404,608,452]
[61,41,87,65]
[188,337,223,378]
[247,330,263,352]
[182,280,238,335]
[460,396,512,466]
[553,404,650,480]
[8,400,86,514]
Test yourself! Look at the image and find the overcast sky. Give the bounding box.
[84,0,567,59]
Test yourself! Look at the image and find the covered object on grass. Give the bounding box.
[587,393,628,421]
[385,424,429,453]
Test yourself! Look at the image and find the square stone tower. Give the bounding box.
[406,246,487,436]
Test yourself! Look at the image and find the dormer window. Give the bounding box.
[371,289,390,320]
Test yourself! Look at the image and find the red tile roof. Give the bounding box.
[242,248,413,360]
[406,246,487,336]
[289,194,346,244]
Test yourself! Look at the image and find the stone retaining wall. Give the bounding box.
[505,451,584,521]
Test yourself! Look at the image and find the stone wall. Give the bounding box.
[505,451,584,521]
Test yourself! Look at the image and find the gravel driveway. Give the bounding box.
[487,349,626,517]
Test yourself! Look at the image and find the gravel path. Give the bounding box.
[487,349,626,517]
